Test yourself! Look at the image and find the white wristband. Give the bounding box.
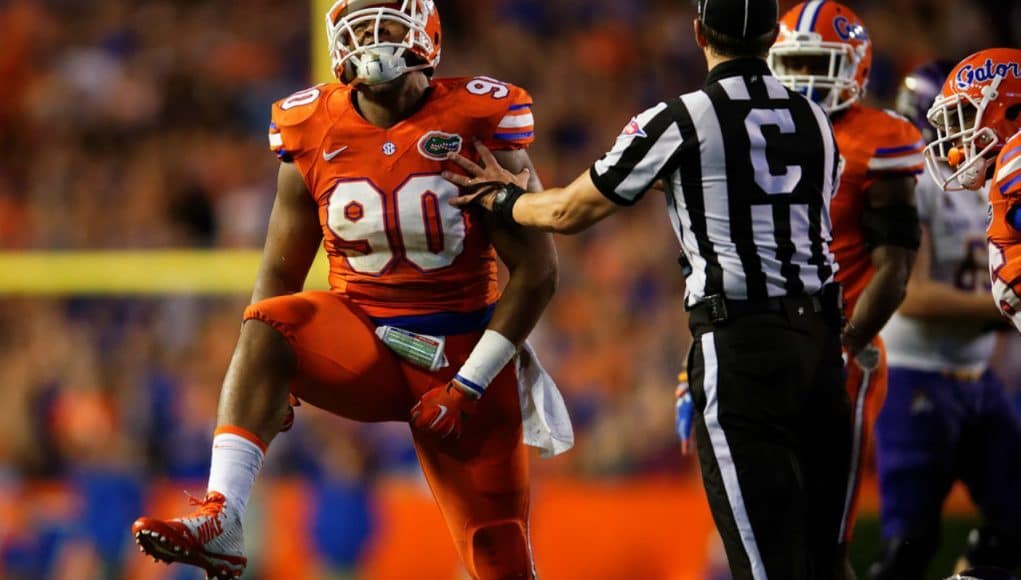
[454,330,517,397]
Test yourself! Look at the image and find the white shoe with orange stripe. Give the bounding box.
[132,491,247,580]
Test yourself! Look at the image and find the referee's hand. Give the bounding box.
[444,141,530,210]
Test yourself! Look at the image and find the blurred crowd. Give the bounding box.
[0,0,1019,576]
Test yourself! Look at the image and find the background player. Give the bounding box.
[768,2,920,577]
[131,1,561,578]
[926,48,1021,333]
[899,48,1021,577]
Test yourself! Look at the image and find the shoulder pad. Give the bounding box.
[864,108,925,176]
[268,84,341,162]
[995,132,1021,197]
[440,77,531,114]
[443,76,535,150]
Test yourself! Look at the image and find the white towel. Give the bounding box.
[516,342,574,457]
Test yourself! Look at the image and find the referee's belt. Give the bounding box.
[688,286,842,326]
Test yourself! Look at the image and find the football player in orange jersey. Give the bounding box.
[912,47,1021,576]
[768,2,920,577]
[927,48,1021,333]
[991,134,1021,329]
[130,2,564,579]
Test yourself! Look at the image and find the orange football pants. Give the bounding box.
[839,335,888,543]
[244,291,534,579]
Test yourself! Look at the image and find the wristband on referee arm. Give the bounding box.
[453,329,517,399]
[489,182,527,225]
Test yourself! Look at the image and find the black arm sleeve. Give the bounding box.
[861,203,921,250]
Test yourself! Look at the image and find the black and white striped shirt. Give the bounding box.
[590,58,840,307]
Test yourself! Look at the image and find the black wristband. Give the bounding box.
[490,182,526,225]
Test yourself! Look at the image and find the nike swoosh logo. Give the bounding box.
[430,404,449,428]
[323,146,348,161]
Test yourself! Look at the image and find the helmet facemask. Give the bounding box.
[326,0,436,86]
[768,32,866,114]
[924,75,1004,191]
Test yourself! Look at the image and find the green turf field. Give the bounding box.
[850,515,983,579]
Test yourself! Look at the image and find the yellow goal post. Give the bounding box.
[312,0,334,84]
[0,251,330,295]
[0,3,338,297]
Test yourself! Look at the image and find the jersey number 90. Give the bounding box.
[326,176,465,275]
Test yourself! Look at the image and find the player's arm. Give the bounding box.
[896,225,1002,322]
[841,176,918,357]
[433,149,558,396]
[250,163,323,303]
[482,149,559,344]
[411,149,559,437]
[445,143,619,234]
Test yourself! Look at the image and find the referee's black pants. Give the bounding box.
[688,302,850,580]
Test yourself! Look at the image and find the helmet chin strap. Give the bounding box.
[352,47,407,85]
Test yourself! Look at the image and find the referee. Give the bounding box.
[445,0,851,577]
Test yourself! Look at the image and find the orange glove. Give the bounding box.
[410,380,480,438]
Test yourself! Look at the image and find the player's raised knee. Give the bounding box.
[243,293,322,338]
[469,520,533,580]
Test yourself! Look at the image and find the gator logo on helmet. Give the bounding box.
[833,15,868,42]
[418,131,463,160]
[955,59,1021,90]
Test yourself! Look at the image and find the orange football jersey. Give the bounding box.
[267,77,534,319]
[988,130,1021,330]
[830,104,924,313]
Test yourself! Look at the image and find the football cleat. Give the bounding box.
[131,491,247,580]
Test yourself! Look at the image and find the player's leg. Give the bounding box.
[258,296,416,423]
[956,371,1021,571]
[410,332,533,580]
[836,339,888,579]
[133,291,412,579]
[868,367,960,580]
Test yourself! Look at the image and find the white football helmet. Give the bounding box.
[924,49,1021,191]
[325,0,442,85]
